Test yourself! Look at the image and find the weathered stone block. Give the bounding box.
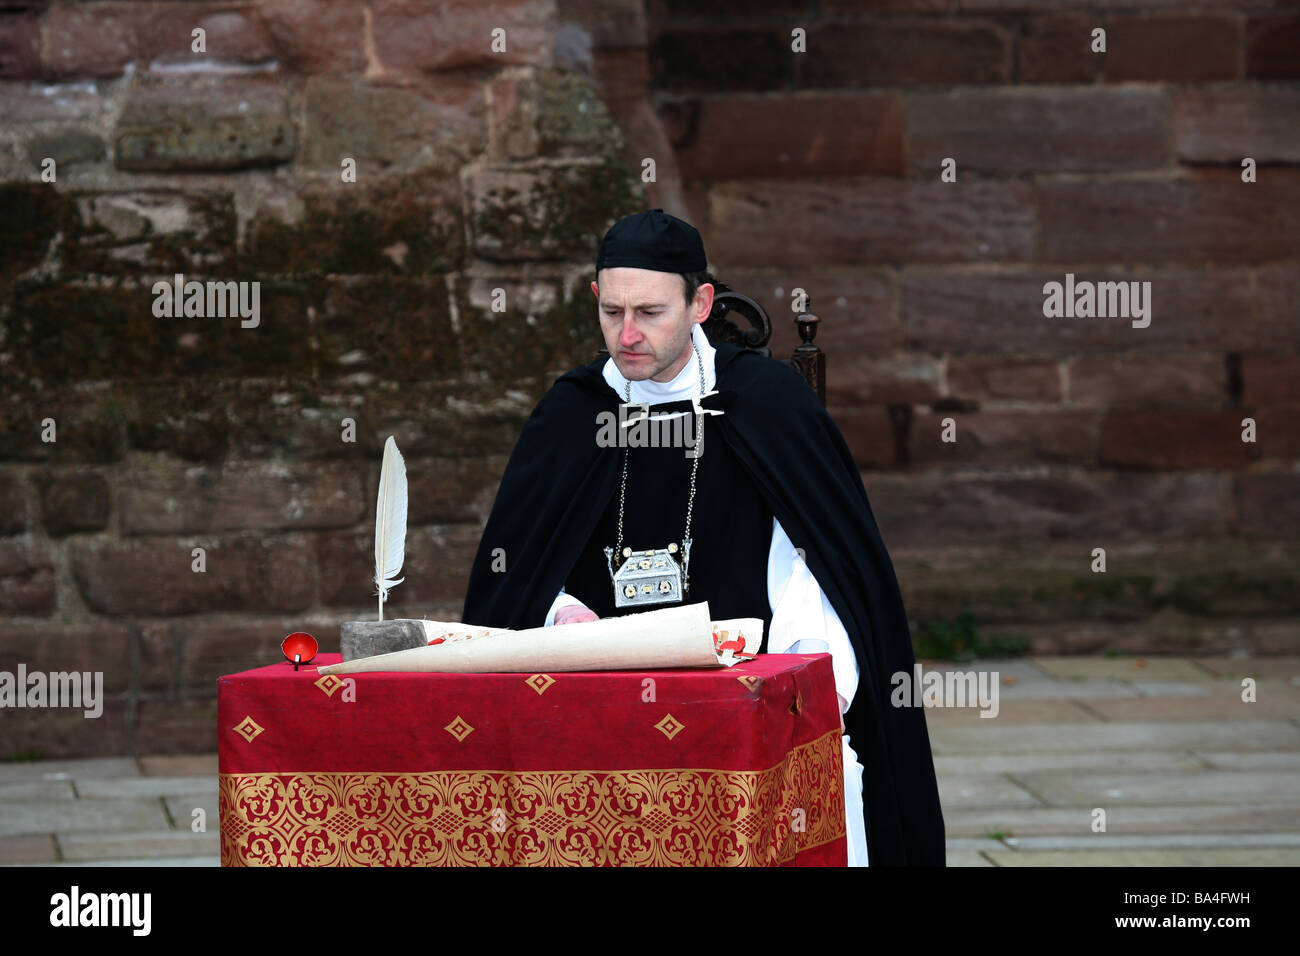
[244,171,464,274]
[469,161,642,261]
[0,541,55,615]
[114,83,295,171]
[38,470,110,536]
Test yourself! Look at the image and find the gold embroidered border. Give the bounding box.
[220,728,845,867]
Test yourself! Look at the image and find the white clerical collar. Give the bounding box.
[602,322,716,404]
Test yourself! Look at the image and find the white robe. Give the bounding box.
[543,322,869,866]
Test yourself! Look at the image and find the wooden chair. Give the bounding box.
[594,281,827,405]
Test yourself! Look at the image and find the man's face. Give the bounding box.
[591,268,713,383]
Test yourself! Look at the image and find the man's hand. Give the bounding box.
[554,604,599,625]
[838,692,847,732]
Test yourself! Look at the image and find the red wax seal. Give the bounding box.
[281,632,318,665]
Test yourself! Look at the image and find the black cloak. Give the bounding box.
[462,342,946,866]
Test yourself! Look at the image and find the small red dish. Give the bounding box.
[281,632,318,670]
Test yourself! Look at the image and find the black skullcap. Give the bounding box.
[595,208,708,275]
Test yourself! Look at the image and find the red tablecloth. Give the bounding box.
[218,652,846,866]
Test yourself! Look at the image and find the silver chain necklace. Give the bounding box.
[603,342,705,603]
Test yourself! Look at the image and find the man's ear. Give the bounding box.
[693,282,714,322]
[590,279,599,300]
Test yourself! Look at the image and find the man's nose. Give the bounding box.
[618,317,642,347]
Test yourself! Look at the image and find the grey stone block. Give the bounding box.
[340,619,426,661]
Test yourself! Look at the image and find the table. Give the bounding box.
[218,652,846,866]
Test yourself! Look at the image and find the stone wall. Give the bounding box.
[0,1,1297,758]
[0,0,654,757]
[646,0,1300,658]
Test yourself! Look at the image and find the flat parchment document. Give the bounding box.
[318,601,763,676]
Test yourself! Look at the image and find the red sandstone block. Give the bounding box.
[650,28,793,93]
[1103,14,1241,82]
[0,541,54,615]
[1034,172,1300,263]
[134,4,273,69]
[672,93,905,180]
[910,409,1099,466]
[43,2,138,79]
[906,87,1170,175]
[948,356,1061,402]
[372,0,553,73]
[118,461,367,535]
[1237,473,1300,538]
[259,0,366,73]
[1174,88,1300,164]
[863,470,1233,547]
[1019,14,1102,84]
[1243,354,1300,404]
[708,180,1034,267]
[316,525,481,610]
[133,698,218,755]
[1247,12,1300,79]
[0,621,133,695]
[900,267,1279,355]
[0,10,41,79]
[828,406,897,469]
[801,19,1012,87]
[1253,403,1300,459]
[1099,410,1257,468]
[1070,354,1226,408]
[69,537,317,616]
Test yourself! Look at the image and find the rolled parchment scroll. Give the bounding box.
[318,601,763,676]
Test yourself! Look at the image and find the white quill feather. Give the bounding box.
[374,435,408,621]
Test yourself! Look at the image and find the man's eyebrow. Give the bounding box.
[601,300,668,309]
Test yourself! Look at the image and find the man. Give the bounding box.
[462,209,945,866]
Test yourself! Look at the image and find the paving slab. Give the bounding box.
[990,847,1300,865]
[997,680,1141,700]
[946,836,1015,852]
[929,720,1300,754]
[1034,658,1210,681]
[1010,771,1300,807]
[943,804,1300,837]
[138,754,219,777]
[0,798,169,838]
[1193,751,1300,771]
[0,781,76,801]
[939,775,1043,809]
[1192,656,1300,680]
[958,660,1055,682]
[0,757,139,785]
[1002,833,1300,851]
[923,699,1099,724]
[17,856,219,867]
[76,777,217,800]
[0,835,58,864]
[57,829,219,862]
[935,752,1204,775]
[1128,682,1212,698]
[1083,696,1300,722]
[946,850,997,866]
[163,795,218,830]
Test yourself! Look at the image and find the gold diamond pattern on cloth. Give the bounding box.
[654,713,685,740]
[234,716,264,743]
[525,674,556,696]
[443,716,474,742]
[315,675,343,698]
